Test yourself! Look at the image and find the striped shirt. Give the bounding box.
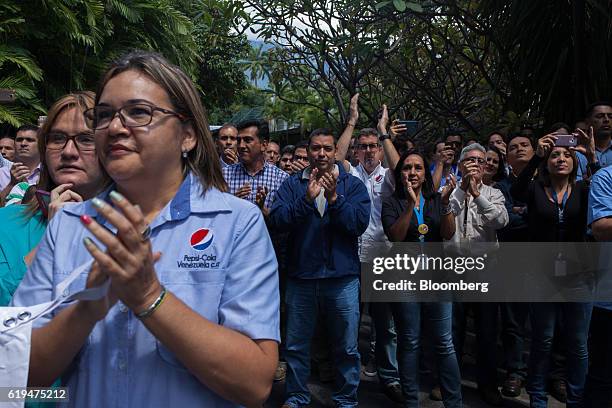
[222,161,289,209]
[5,181,30,205]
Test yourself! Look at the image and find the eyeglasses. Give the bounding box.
[357,143,380,151]
[84,103,188,130]
[46,132,96,151]
[461,157,486,165]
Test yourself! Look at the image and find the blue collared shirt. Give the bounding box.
[11,173,280,407]
[222,161,289,209]
[576,141,612,180]
[429,163,462,191]
[588,166,612,311]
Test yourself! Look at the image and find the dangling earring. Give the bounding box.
[182,150,188,159]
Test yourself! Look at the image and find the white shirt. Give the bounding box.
[444,183,508,255]
[0,163,40,193]
[349,162,393,262]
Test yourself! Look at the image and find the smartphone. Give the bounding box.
[35,189,51,218]
[555,134,578,147]
[396,120,419,137]
[444,141,458,151]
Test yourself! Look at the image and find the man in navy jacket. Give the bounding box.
[270,128,370,408]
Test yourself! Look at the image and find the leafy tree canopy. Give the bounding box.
[0,0,250,128]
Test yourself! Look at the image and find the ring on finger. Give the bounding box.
[140,225,151,242]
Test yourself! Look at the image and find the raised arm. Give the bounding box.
[510,134,553,202]
[440,176,457,240]
[336,94,359,172]
[377,104,400,171]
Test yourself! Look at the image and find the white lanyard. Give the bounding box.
[0,260,108,407]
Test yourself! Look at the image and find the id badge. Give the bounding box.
[554,258,567,277]
[459,236,471,253]
[0,259,108,405]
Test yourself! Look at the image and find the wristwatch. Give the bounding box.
[379,133,390,142]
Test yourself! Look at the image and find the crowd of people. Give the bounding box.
[0,49,611,408]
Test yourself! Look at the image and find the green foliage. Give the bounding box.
[0,0,249,127]
[243,0,612,140]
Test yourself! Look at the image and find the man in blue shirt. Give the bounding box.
[584,165,612,407]
[270,128,370,408]
[576,101,612,180]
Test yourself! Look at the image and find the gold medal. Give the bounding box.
[418,223,429,235]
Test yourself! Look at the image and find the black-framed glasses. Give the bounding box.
[357,143,380,151]
[84,103,189,130]
[461,157,486,165]
[46,132,96,152]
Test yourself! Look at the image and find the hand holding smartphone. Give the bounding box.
[35,189,51,219]
[554,134,578,147]
[396,120,419,137]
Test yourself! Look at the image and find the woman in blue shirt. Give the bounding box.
[12,51,279,407]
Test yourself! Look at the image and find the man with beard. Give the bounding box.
[576,101,612,179]
[270,128,370,408]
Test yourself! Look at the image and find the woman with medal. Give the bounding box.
[510,128,599,408]
[382,149,462,407]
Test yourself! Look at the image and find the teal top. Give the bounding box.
[0,204,46,306]
[0,205,58,408]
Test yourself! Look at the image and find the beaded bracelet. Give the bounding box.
[442,205,453,216]
[136,286,167,319]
